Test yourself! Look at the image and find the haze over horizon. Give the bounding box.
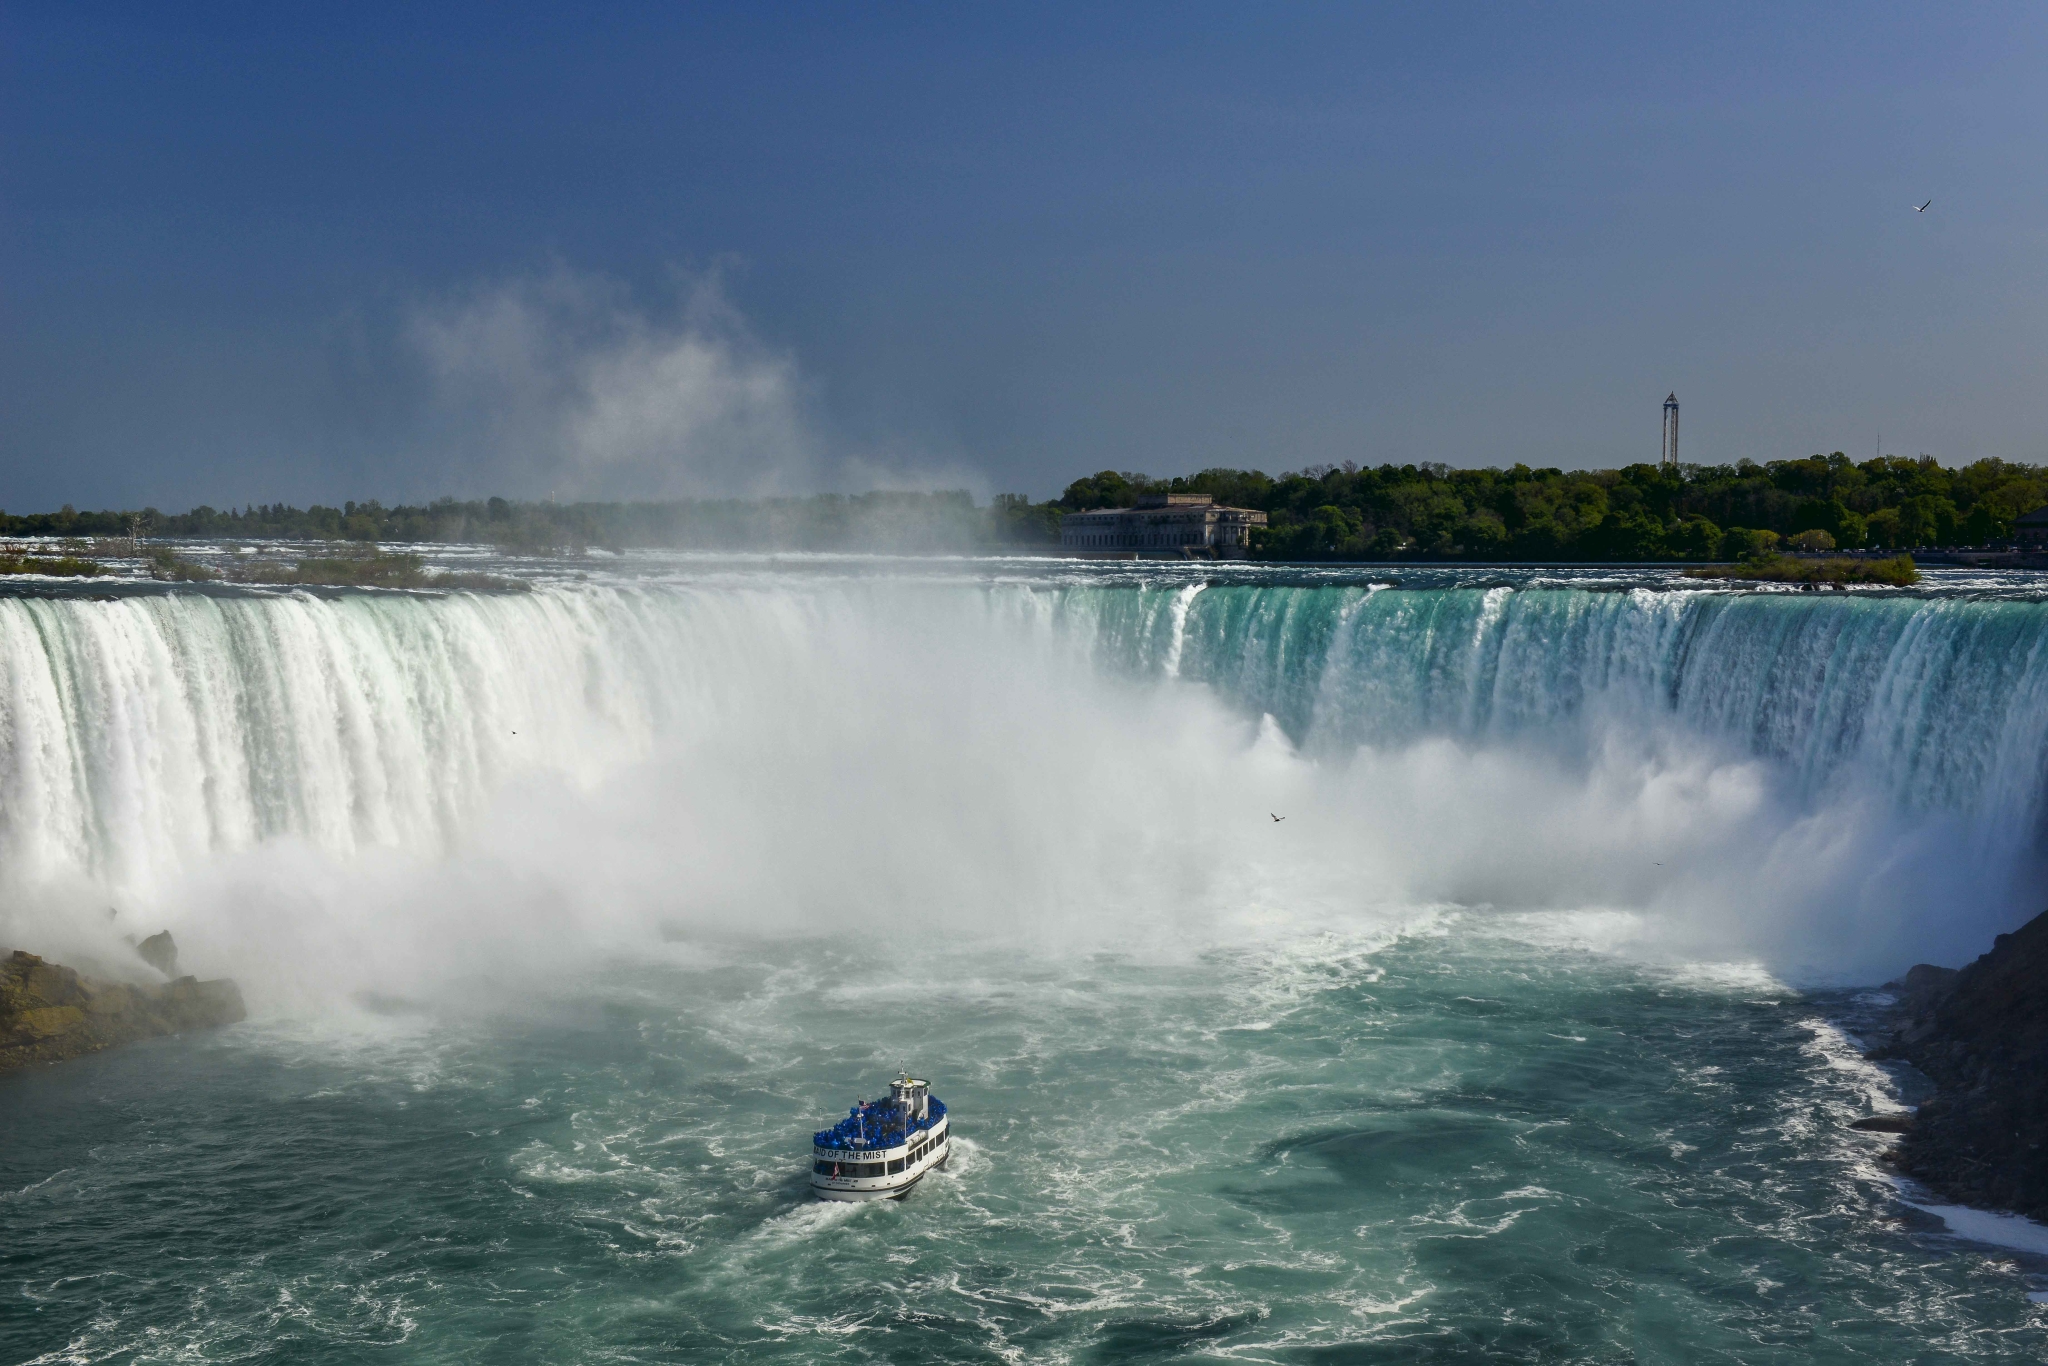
[5,3,2046,511]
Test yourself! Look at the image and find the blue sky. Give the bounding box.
[4,3,2045,507]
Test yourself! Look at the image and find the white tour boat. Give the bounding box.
[810,1075,950,1201]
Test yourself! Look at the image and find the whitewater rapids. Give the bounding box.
[8,560,2048,1363]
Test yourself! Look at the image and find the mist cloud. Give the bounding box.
[5,581,2024,1011]
[406,266,820,499]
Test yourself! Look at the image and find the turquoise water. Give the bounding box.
[6,921,2046,1362]
[8,561,2048,1360]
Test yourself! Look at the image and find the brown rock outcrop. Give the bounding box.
[134,929,179,978]
[1868,908,2048,1218]
[0,949,245,1073]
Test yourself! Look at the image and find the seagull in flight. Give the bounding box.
[1270,813,1286,823]
[1915,199,1932,212]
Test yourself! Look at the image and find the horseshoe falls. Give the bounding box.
[6,563,2048,1363]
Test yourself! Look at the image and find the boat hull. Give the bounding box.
[810,1134,949,1202]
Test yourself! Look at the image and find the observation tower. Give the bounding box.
[1661,393,1680,471]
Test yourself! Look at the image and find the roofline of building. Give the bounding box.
[1060,504,1267,518]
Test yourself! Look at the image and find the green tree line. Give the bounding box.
[4,452,2041,560]
[1059,454,2048,560]
[0,491,1058,554]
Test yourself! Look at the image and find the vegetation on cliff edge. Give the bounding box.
[1682,554,1920,586]
[1,552,104,577]
[4,448,2044,562]
[143,545,523,591]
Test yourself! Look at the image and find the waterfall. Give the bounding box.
[1134,584,2048,827]
[3,579,2045,985]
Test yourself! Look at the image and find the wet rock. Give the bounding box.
[1850,1114,1915,1134]
[1869,909,2048,1218]
[0,950,245,1073]
[1895,963,1959,1007]
[134,930,179,978]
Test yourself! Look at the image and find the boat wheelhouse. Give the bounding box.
[811,1075,949,1201]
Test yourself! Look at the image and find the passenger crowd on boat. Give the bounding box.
[813,1094,948,1152]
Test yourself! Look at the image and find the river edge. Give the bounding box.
[0,944,245,1074]
[1850,909,2048,1229]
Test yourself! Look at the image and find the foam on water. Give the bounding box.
[7,567,2048,984]
[7,563,2048,1359]
[7,925,2048,1361]
[1905,1201,2048,1257]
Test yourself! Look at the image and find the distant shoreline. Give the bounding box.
[6,450,2044,566]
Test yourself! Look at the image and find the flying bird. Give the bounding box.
[1915,200,1932,212]
[1270,813,1286,823]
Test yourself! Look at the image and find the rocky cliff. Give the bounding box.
[1869,908,2048,1218]
[0,945,245,1073]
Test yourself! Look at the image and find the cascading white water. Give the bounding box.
[3,576,2045,992]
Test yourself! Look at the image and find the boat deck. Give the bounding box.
[812,1096,948,1153]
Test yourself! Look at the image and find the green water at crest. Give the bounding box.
[5,917,2044,1364]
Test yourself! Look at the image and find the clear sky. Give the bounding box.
[4,2,2045,507]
